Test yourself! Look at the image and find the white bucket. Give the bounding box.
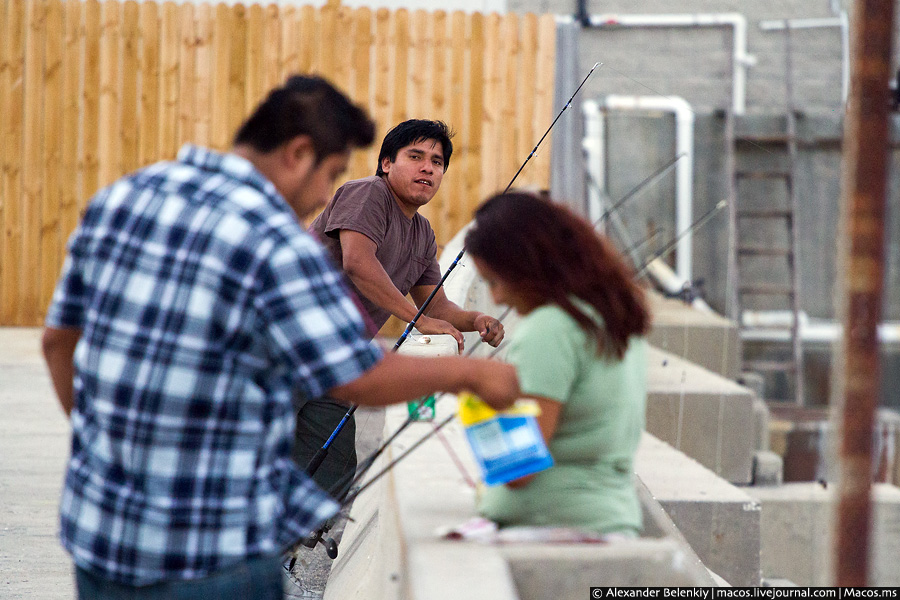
[395,334,460,357]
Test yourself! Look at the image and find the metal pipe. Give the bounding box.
[586,13,756,115]
[598,95,695,282]
[582,100,605,225]
[832,0,895,586]
[741,317,900,344]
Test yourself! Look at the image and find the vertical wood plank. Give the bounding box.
[278,6,296,79]
[390,9,408,126]
[98,0,120,189]
[429,11,448,243]
[158,1,178,158]
[138,1,159,167]
[444,11,466,243]
[517,12,537,183]
[210,2,230,150]
[176,2,194,147]
[0,0,8,322]
[319,0,337,80]
[82,0,101,202]
[409,10,433,230]
[533,14,556,188]
[21,0,48,324]
[60,0,82,242]
[408,10,427,118]
[335,4,354,92]
[245,3,265,110]
[350,7,372,180]
[373,8,390,155]
[192,2,212,147]
[297,5,315,74]
[262,4,280,91]
[480,13,501,197]
[499,13,519,188]
[41,0,65,315]
[1,0,26,324]
[465,12,484,218]
[120,1,139,172]
[430,11,447,120]
[228,3,247,137]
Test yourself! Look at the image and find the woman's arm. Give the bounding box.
[504,395,562,489]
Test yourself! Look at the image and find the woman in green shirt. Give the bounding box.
[465,191,650,536]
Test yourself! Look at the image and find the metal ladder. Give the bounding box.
[726,26,805,405]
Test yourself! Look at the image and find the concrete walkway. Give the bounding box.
[0,327,387,599]
[0,328,74,599]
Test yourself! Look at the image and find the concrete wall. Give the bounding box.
[647,292,741,380]
[646,346,757,485]
[637,433,762,587]
[513,0,875,115]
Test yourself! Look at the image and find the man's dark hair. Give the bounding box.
[375,120,453,176]
[234,75,375,161]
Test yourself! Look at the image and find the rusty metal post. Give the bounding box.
[832,0,895,587]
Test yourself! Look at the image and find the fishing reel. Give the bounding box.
[300,518,339,559]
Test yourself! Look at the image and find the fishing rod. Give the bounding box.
[340,412,456,508]
[595,152,685,226]
[635,200,727,278]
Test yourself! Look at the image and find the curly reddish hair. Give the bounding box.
[465,191,650,359]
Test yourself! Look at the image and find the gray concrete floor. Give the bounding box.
[0,327,386,599]
[283,405,385,599]
[0,328,73,599]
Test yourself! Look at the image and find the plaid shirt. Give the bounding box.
[46,145,382,585]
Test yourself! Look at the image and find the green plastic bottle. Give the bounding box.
[407,394,436,421]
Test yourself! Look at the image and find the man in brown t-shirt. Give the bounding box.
[301,120,505,495]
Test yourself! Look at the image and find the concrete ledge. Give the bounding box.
[327,403,716,599]
[646,347,757,485]
[637,432,762,587]
[647,292,741,381]
[750,482,900,586]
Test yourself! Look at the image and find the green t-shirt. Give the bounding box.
[477,303,647,535]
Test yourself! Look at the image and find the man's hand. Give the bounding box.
[468,360,518,410]
[415,315,465,352]
[473,314,504,347]
[42,327,81,417]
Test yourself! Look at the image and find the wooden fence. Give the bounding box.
[0,0,556,326]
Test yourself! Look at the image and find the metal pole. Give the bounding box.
[832,0,895,586]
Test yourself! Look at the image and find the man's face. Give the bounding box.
[289,151,350,220]
[381,139,445,211]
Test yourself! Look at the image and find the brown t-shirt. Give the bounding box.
[309,176,442,330]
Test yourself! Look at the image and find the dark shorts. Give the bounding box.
[75,554,282,600]
[293,396,357,499]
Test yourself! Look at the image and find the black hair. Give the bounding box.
[375,120,453,176]
[234,75,375,161]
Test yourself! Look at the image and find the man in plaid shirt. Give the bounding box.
[41,76,519,598]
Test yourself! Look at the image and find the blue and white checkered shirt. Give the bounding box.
[46,145,382,585]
